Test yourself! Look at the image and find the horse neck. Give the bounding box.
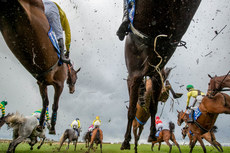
[134,0,201,40]
[216,75,230,89]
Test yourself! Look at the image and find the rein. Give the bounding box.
[215,70,230,92]
[35,61,59,82]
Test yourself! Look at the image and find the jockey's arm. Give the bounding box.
[62,17,71,52]
[78,120,81,128]
[186,92,192,108]
[54,2,71,52]
[0,105,5,117]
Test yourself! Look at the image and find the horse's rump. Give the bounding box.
[5,112,25,128]
[90,128,103,144]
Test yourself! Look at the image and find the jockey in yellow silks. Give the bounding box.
[53,2,71,57]
[42,0,71,63]
[186,84,205,122]
[71,118,81,136]
[93,116,101,128]
[0,100,7,118]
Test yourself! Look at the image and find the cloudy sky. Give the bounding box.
[0,0,230,145]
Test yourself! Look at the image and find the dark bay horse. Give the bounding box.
[151,122,181,153]
[208,74,230,96]
[87,127,103,153]
[84,131,91,148]
[181,126,223,152]
[0,0,80,134]
[121,0,202,149]
[58,128,80,151]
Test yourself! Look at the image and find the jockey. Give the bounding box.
[186,84,205,123]
[0,100,7,118]
[32,107,50,122]
[88,124,94,132]
[42,0,71,63]
[92,116,101,128]
[71,118,81,136]
[155,116,163,132]
[116,0,129,41]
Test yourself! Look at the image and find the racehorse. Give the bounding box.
[58,128,80,151]
[151,122,181,153]
[208,74,230,96]
[181,126,223,152]
[121,0,202,149]
[132,68,182,153]
[177,106,222,153]
[87,127,103,153]
[5,112,47,153]
[0,0,80,134]
[0,113,13,128]
[83,131,91,148]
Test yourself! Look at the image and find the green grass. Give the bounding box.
[0,142,230,153]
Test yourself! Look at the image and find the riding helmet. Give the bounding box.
[76,118,79,121]
[96,116,100,120]
[156,116,160,119]
[186,84,194,91]
[2,100,7,105]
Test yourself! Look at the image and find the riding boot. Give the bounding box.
[116,0,129,41]
[187,109,194,123]
[58,38,71,64]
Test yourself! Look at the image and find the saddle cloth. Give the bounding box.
[48,27,63,65]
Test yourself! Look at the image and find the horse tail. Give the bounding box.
[210,125,218,133]
[169,121,175,133]
[5,112,25,128]
[59,130,68,144]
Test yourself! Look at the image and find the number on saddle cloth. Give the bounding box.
[47,27,63,65]
[189,107,202,121]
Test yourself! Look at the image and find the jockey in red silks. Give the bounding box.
[155,116,163,132]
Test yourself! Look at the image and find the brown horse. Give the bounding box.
[177,106,221,153]
[121,0,202,149]
[0,0,80,134]
[208,74,230,96]
[151,122,181,153]
[87,127,103,153]
[181,126,223,152]
[132,68,182,153]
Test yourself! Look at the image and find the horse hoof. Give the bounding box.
[37,146,41,149]
[30,147,33,150]
[49,129,56,135]
[120,141,130,150]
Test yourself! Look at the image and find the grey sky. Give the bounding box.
[0,0,230,144]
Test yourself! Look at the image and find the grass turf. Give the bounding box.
[0,142,230,153]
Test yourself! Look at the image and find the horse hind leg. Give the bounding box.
[100,143,102,153]
[165,140,172,153]
[7,136,25,153]
[172,137,182,153]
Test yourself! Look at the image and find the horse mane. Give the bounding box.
[5,112,25,128]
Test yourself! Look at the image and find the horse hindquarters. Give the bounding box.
[7,136,25,153]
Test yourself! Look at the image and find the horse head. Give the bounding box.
[66,65,81,94]
[177,110,185,126]
[207,74,217,96]
[181,127,188,139]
